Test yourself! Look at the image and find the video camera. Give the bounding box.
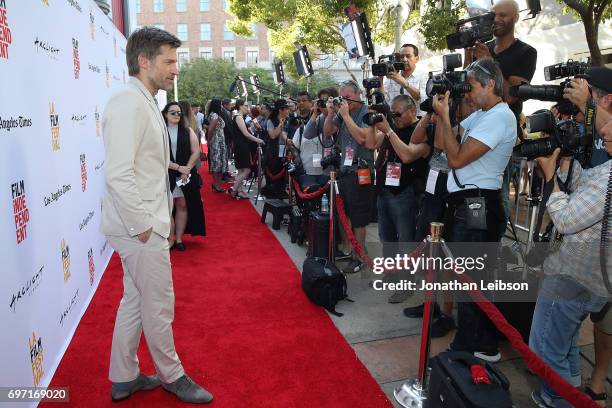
[513,110,589,161]
[371,54,405,77]
[446,12,495,50]
[510,59,591,116]
[420,54,471,114]
[361,78,394,126]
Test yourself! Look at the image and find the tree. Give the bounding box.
[227,0,411,77]
[416,0,466,51]
[177,58,340,103]
[559,0,611,66]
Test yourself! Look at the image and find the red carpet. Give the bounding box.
[42,167,391,407]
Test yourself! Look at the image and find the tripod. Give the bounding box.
[394,222,454,408]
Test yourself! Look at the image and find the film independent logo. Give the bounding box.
[50,102,60,151]
[29,331,44,386]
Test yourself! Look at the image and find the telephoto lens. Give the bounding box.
[363,112,384,126]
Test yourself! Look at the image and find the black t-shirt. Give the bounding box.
[487,39,537,118]
[375,123,428,194]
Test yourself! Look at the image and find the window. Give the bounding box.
[154,24,165,30]
[200,51,213,59]
[177,24,188,41]
[223,23,234,40]
[177,50,190,68]
[153,0,163,13]
[222,0,228,11]
[135,0,141,13]
[200,23,211,41]
[246,50,258,66]
[200,0,209,11]
[223,50,235,62]
[176,0,187,12]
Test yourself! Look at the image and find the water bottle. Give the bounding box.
[321,193,329,214]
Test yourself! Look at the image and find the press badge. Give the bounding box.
[426,169,439,194]
[385,163,401,186]
[312,153,322,168]
[278,144,286,158]
[344,147,354,166]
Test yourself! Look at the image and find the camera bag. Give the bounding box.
[428,351,513,408]
[301,257,349,317]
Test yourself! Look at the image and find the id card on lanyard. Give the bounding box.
[385,162,401,186]
[344,146,354,166]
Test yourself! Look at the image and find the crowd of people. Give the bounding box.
[99,1,611,405]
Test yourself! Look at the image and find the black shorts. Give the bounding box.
[337,171,374,229]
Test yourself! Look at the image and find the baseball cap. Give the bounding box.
[585,67,612,94]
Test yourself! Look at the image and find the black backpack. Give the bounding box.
[302,257,350,316]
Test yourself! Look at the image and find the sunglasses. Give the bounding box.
[168,111,182,117]
[466,61,492,76]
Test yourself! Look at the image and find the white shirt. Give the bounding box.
[383,69,428,116]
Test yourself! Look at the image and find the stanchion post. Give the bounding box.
[328,171,336,263]
[254,145,263,205]
[394,222,444,408]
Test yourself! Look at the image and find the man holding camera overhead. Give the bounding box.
[324,80,374,274]
[380,44,428,117]
[432,57,516,362]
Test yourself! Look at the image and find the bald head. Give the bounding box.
[492,0,519,37]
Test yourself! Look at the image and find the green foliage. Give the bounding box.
[227,0,414,78]
[418,0,467,51]
[557,0,611,22]
[177,58,339,104]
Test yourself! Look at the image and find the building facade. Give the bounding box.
[134,0,271,69]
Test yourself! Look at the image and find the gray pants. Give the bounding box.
[107,233,184,383]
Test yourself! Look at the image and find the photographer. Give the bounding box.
[324,80,375,274]
[286,91,313,140]
[261,99,290,199]
[380,44,427,117]
[562,67,612,167]
[433,58,516,362]
[365,94,430,303]
[529,119,612,408]
[298,88,339,188]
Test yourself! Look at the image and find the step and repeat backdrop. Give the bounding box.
[0,0,127,401]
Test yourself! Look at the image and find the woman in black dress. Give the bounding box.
[230,100,265,199]
[162,102,206,250]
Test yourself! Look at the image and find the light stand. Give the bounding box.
[253,145,265,204]
[394,222,447,408]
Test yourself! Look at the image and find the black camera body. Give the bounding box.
[544,59,589,82]
[446,12,495,50]
[363,111,400,126]
[320,146,341,169]
[513,110,589,160]
[371,54,405,77]
[362,77,382,89]
[421,54,470,114]
[316,99,327,109]
[287,112,303,127]
[511,59,591,116]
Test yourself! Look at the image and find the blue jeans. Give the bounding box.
[377,187,418,257]
[529,275,607,407]
[299,174,329,190]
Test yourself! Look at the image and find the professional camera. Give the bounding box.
[283,143,305,176]
[511,59,591,116]
[371,54,405,77]
[320,146,342,169]
[316,99,327,109]
[446,12,495,50]
[363,111,401,126]
[287,112,303,127]
[544,59,589,81]
[332,96,344,107]
[362,77,382,89]
[421,54,471,114]
[513,110,590,160]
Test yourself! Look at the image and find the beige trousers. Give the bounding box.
[107,232,184,384]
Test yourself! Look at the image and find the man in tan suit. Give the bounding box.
[101,27,212,404]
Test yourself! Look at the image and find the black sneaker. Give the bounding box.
[430,314,456,338]
[335,249,352,261]
[403,302,441,319]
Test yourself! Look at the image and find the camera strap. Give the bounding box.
[584,98,596,164]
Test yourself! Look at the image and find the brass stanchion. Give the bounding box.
[327,171,337,263]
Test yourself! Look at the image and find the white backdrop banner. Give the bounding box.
[0,0,126,404]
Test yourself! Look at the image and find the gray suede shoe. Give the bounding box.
[162,374,213,404]
[111,373,161,401]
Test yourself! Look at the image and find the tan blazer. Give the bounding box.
[100,77,173,239]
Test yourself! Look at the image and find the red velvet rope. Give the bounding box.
[291,178,330,200]
[265,167,287,181]
[334,193,599,407]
